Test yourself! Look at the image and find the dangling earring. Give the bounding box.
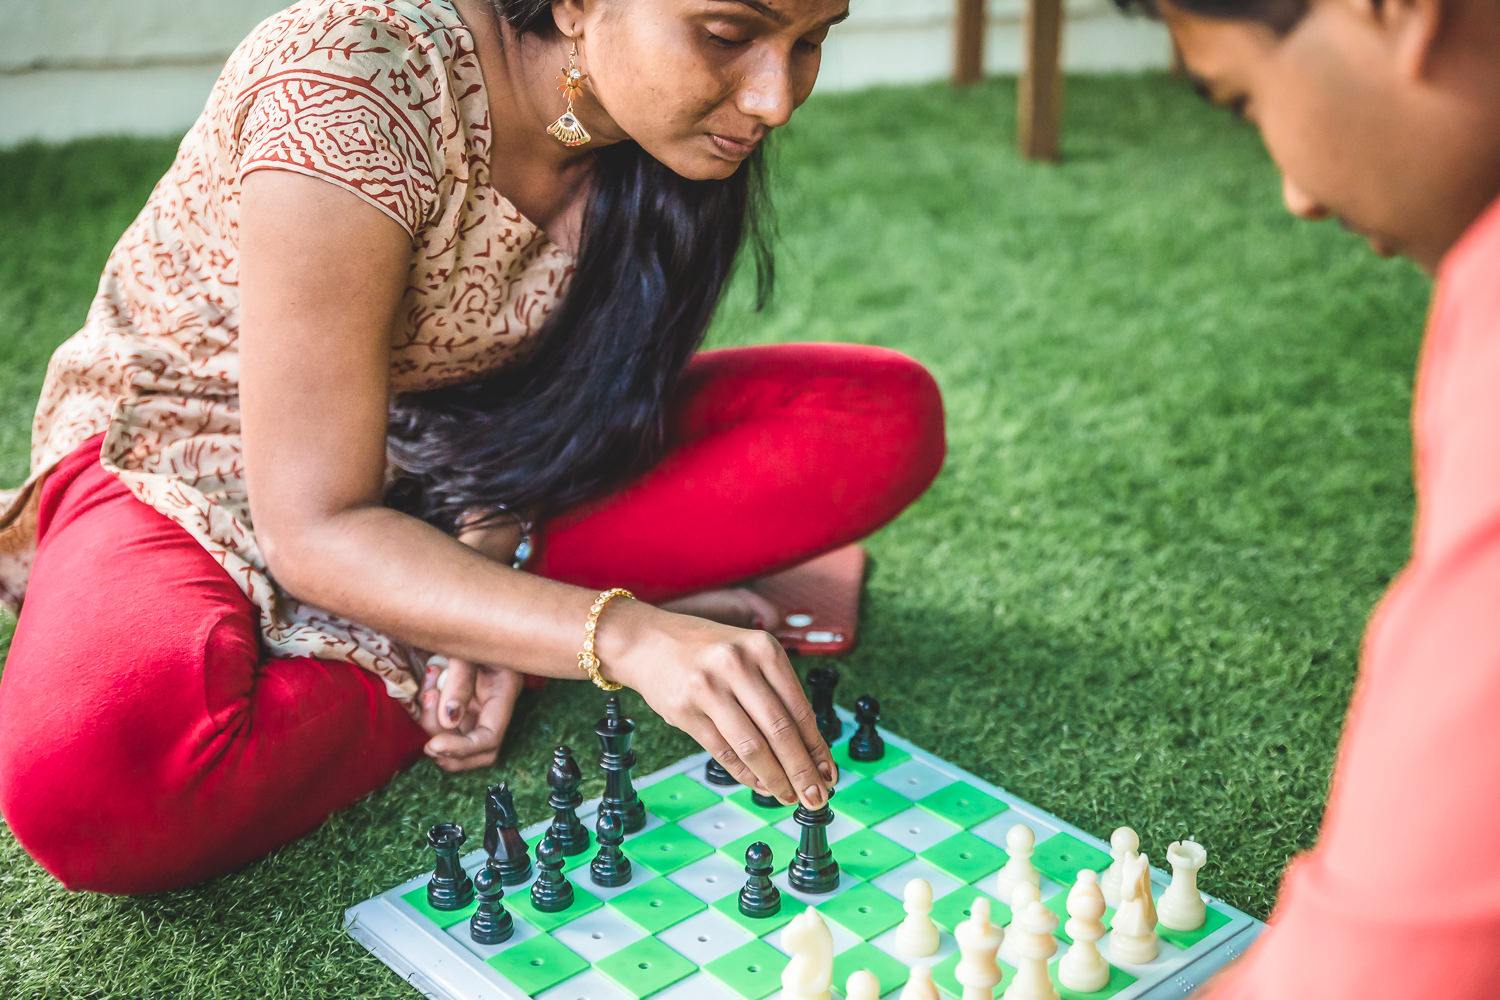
[547,40,592,147]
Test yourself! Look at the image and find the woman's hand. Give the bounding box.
[604,602,837,810]
[421,656,525,773]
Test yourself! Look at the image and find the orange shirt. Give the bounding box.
[1203,194,1500,997]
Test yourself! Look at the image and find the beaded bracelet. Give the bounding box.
[578,587,633,691]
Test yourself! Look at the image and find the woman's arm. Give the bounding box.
[237,171,834,807]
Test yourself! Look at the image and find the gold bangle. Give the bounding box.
[578,587,633,691]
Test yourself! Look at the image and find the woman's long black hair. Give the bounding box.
[385,0,775,533]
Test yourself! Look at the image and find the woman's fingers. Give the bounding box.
[439,657,478,730]
[425,667,524,771]
[736,670,829,809]
[760,649,839,785]
[680,713,768,796]
[704,696,804,806]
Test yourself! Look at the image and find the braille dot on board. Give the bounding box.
[530,959,544,967]
[592,932,604,940]
[706,876,719,884]
[697,935,710,943]
[650,900,664,909]
[748,963,763,973]
[638,962,651,970]
[959,851,973,861]
[859,905,871,914]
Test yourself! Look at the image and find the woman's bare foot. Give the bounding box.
[660,586,780,630]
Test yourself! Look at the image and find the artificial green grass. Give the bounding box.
[0,74,1427,997]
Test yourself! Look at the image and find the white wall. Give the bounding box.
[0,0,1171,147]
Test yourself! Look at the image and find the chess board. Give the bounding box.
[344,707,1264,999]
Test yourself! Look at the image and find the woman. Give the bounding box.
[0,0,944,894]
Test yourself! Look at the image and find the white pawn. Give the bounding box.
[780,909,833,1000]
[900,964,941,1000]
[845,970,881,1000]
[1107,852,1159,965]
[896,878,941,957]
[1100,827,1138,909]
[994,824,1041,903]
[1158,840,1207,932]
[998,882,1042,965]
[955,896,1005,1000]
[1057,870,1110,992]
[1002,900,1059,1000]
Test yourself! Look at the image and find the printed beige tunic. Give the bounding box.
[0,0,573,709]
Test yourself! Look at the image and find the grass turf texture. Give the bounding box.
[0,74,1424,997]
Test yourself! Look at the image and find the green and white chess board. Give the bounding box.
[344,707,1263,999]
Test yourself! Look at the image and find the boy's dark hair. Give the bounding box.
[1112,0,1308,33]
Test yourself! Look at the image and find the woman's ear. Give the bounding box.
[1370,0,1450,81]
[551,0,590,37]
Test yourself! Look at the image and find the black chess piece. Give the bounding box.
[530,835,575,912]
[426,822,475,911]
[787,794,840,894]
[704,756,737,786]
[808,666,842,743]
[484,782,532,886]
[751,789,783,809]
[469,862,515,945]
[738,841,782,918]
[589,810,633,888]
[595,696,647,833]
[848,694,886,762]
[546,745,591,855]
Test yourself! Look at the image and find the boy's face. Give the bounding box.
[1161,0,1500,273]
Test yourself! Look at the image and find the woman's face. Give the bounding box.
[572,0,850,180]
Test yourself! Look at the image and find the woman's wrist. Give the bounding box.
[589,595,661,690]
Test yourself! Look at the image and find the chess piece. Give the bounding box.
[590,810,632,888]
[1108,852,1159,964]
[993,823,1041,902]
[1002,900,1059,1000]
[1158,840,1208,931]
[787,798,840,893]
[808,666,842,743]
[751,789,783,808]
[999,882,1042,964]
[469,862,515,945]
[895,878,940,957]
[1100,826,1139,908]
[484,783,532,886]
[954,896,1004,1000]
[546,745,590,855]
[845,970,882,1000]
[595,696,647,833]
[847,694,886,762]
[425,822,474,911]
[899,964,941,1000]
[780,909,834,1000]
[530,835,575,913]
[705,756,738,786]
[738,841,782,918]
[1057,870,1109,993]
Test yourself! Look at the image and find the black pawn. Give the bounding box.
[787,796,840,894]
[751,789,783,809]
[738,841,782,918]
[530,835,575,913]
[704,757,737,786]
[546,745,590,855]
[426,822,475,911]
[848,694,886,762]
[469,863,514,945]
[808,666,842,743]
[590,810,632,888]
[596,696,647,833]
[484,782,532,886]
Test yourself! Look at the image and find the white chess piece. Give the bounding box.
[845,970,881,1000]
[993,824,1041,902]
[900,964,941,1000]
[1100,827,1139,909]
[896,878,941,958]
[780,909,834,1000]
[1001,900,1059,1000]
[1157,840,1207,932]
[954,896,1005,1000]
[1057,870,1110,992]
[998,882,1042,964]
[1107,852,1159,965]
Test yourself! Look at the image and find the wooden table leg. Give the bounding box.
[954,0,986,87]
[1018,0,1064,162]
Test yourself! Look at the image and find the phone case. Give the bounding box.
[747,544,866,656]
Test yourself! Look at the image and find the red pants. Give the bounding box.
[0,344,943,893]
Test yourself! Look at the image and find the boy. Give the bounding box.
[1110,0,1500,994]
